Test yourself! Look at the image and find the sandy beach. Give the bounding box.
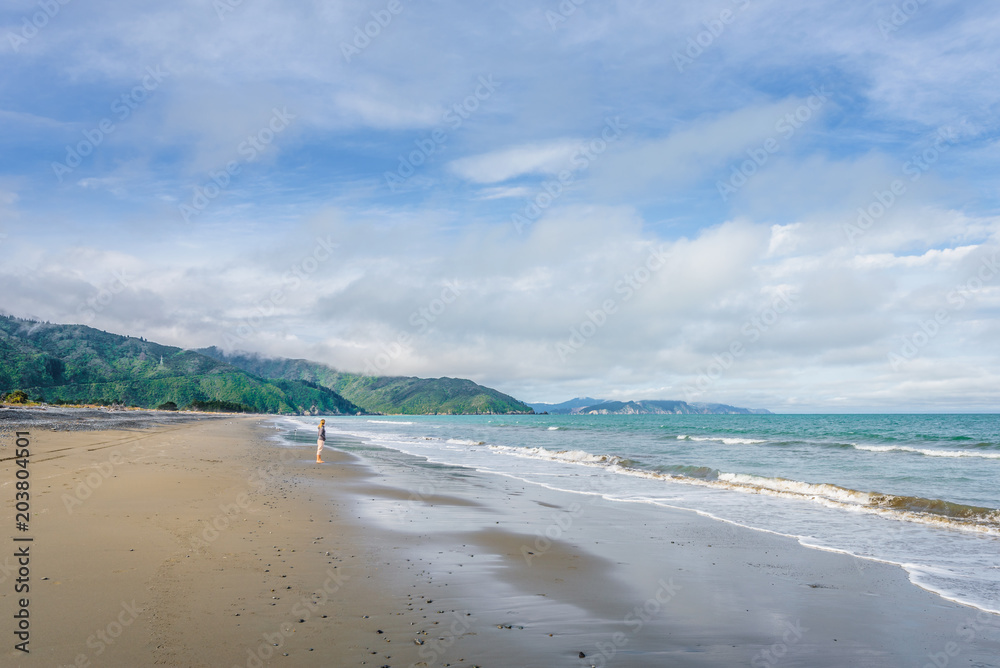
[1,411,998,667]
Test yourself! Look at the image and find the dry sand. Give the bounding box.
[1,414,998,667]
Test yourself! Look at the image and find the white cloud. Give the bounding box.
[448,139,581,184]
[597,98,830,195]
[849,245,978,270]
[475,186,536,200]
[4,0,1000,410]
[333,91,441,129]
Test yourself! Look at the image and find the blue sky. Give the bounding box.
[2,0,999,411]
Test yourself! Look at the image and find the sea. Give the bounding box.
[278,413,1000,615]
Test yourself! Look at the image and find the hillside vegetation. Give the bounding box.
[199,348,535,415]
[0,316,361,415]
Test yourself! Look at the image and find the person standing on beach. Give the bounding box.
[316,419,326,463]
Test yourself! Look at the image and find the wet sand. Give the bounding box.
[1,413,998,667]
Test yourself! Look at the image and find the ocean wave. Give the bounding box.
[853,444,1000,460]
[446,438,486,446]
[717,473,871,505]
[485,444,1000,534]
[547,426,561,430]
[367,420,415,425]
[489,445,623,466]
[676,472,1000,533]
[676,435,766,445]
[654,464,720,480]
[686,475,999,533]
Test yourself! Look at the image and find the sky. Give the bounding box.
[1,0,999,412]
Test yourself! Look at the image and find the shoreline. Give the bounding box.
[1,414,998,666]
[309,431,1000,667]
[302,412,1000,618]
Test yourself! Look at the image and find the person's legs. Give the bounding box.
[316,438,324,462]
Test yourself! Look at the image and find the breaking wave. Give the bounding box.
[487,444,1000,534]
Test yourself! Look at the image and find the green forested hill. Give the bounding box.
[198,348,535,415]
[0,316,361,414]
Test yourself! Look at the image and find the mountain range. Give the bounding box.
[197,348,534,415]
[574,400,771,415]
[0,315,769,416]
[527,397,606,414]
[0,315,532,415]
[530,397,771,415]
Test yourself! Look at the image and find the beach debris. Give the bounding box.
[579,651,587,658]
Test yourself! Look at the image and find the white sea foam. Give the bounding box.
[446,438,486,446]
[277,415,1000,614]
[717,473,872,506]
[367,420,415,425]
[480,444,1000,535]
[854,444,1000,459]
[677,435,766,445]
[489,444,621,465]
[547,426,560,430]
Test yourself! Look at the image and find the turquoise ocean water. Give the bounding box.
[281,413,1000,614]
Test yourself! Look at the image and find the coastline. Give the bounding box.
[1,413,998,666]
